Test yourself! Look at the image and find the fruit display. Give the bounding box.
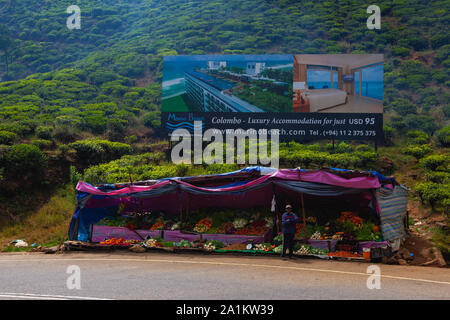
[145,238,162,248]
[173,240,194,248]
[204,243,216,251]
[99,238,138,246]
[273,245,283,254]
[150,221,164,230]
[328,251,362,258]
[233,218,248,229]
[294,245,329,256]
[310,231,321,240]
[254,243,271,251]
[205,240,225,249]
[339,211,364,226]
[193,218,213,233]
[217,222,235,234]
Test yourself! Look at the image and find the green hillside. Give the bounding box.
[0,0,448,253]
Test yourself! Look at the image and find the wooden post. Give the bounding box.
[179,189,183,231]
[300,192,306,227]
[186,193,190,226]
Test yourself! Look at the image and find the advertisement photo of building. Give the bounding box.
[162,54,293,113]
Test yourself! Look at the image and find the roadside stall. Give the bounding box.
[67,167,408,260]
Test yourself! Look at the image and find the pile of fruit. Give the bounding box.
[233,220,268,236]
[253,243,272,251]
[99,238,137,246]
[310,231,321,240]
[150,221,164,230]
[339,211,364,226]
[193,218,213,233]
[204,243,216,251]
[233,218,248,229]
[173,240,194,248]
[217,222,235,234]
[328,251,362,258]
[145,238,162,248]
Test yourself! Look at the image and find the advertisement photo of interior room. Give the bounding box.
[293,54,384,113]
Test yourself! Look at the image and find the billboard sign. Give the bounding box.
[162,54,383,141]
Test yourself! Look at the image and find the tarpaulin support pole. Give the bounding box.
[271,182,280,235]
[186,193,191,225]
[178,187,183,231]
[300,192,306,227]
[297,167,306,227]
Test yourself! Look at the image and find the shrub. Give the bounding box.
[382,125,395,146]
[335,142,353,153]
[420,154,450,171]
[0,130,17,145]
[435,126,450,147]
[4,144,47,178]
[124,135,138,144]
[425,171,450,184]
[143,111,161,128]
[406,131,429,145]
[36,126,53,140]
[52,125,79,143]
[403,144,433,159]
[68,139,132,166]
[31,139,52,149]
[69,165,83,188]
[355,145,373,152]
[415,182,450,211]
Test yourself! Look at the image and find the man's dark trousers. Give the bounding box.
[282,233,295,258]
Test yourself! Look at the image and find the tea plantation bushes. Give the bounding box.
[415,182,450,212]
[420,154,450,172]
[435,126,450,147]
[407,131,429,145]
[415,153,450,212]
[278,143,378,170]
[403,144,433,159]
[2,144,47,181]
[68,139,132,166]
[0,131,17,145]
[82,152,181,184]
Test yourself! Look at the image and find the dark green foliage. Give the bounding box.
[406,131,429,145]
[0,130,17,145]
[68,139,132,166]
[31,139,52,150]
[36,126,53,140]
[143,111,162,128]
[420,154,449,172]
[435,126,450,147]
[403,144,432,159]
[4,144,47,179]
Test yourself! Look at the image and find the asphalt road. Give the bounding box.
[0,251,449,300]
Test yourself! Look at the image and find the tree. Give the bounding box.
[0,24,14,79]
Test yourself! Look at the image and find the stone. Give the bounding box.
[129,244,146,253]
[397,259,408,265]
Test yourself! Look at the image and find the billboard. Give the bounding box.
[162,54,383,141]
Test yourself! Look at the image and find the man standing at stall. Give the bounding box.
[281,204,298,259]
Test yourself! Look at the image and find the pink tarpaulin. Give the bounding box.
[273,169,381,189]
[76,180,171,196]
[76,169,380,198]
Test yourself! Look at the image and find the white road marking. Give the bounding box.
[1,257,449,286]
[0,292,112,300]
